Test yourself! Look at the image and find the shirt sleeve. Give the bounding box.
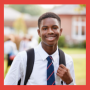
[4,52,24,85]
[68,59,76,85]
[63,54,76,85]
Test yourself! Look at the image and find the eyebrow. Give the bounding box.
[52,25,58,27]
[42,25,58,28]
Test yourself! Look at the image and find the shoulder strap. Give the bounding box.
[58,48,66,85]
[18,48,65,85]
[24,48,34,85]
[58,48,66,66]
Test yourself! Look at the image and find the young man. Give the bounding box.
[4,12,76,85]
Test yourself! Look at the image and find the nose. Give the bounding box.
[48,28,54,34]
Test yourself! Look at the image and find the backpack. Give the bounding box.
[18,48,66,85]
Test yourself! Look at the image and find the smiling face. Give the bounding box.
[38,17,62,48]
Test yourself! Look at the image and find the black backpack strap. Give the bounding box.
[24,48,34,85]
[58,48,66,85]
[18,78,21,85]
[58,48,66,66]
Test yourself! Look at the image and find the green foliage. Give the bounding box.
[69,40,86,48]
[58,36,66,48]
[77,40,86,48]
[13,16,27,34]
[38,37,41,44]
[79,4,86,8]
[8,5,46,16]
[74,4,86,13]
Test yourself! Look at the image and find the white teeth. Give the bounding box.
[48,37,53,39]
[47,37,55,40]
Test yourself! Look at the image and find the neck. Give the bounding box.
[41,42,57,55]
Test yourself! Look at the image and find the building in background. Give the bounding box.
[4,7,39,49]
[50,4,86,44]
[4,5,86,45]
[4,7,39,39]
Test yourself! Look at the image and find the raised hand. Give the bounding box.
[56,64,73,84]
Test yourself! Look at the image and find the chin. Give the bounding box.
[43,41,57,47]
[47,44,54,47]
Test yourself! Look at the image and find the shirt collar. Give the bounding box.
[38,42,59,61]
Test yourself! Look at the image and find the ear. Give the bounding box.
[37,29,41,37]
[59,28,63,36]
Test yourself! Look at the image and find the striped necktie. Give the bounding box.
[47,56,55,85]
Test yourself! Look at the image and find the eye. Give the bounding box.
[43,28,47,30]
[53,27,58,29]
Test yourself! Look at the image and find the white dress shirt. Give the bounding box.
[4,43,76,85]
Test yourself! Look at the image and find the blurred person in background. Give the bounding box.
[4,35,18,75]
[19,36,29,52]
[27,35,33,49]
[27,35,38,49]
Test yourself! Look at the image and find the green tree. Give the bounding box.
[74,4,86,13]
[58,36,66,48]
[13,15,27,35]
[8,5,46,16]
[79,4,86,8]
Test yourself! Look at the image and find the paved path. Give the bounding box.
[69,54,86,58]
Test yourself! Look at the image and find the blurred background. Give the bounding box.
[4,4,86,85]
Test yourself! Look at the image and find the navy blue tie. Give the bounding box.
[47,56,55,85]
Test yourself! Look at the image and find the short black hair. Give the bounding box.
[38,12,61,28]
